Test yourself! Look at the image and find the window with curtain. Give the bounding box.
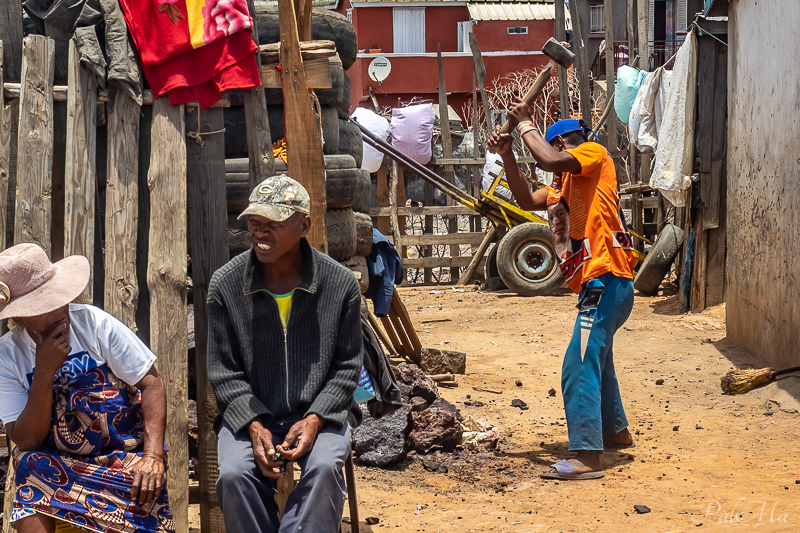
[393,8,426,53]
[590,5,605,33]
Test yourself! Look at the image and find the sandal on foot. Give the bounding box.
[540,460,604,480]
[603,438,636,450]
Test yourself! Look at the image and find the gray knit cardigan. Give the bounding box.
[207,239,363,434]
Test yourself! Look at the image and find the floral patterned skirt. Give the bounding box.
[11,361,174,533]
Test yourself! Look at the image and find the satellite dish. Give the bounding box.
[368,56,392,83]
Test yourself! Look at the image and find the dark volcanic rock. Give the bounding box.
[393,364,439,403]
[410,397,429,412]
[353,404,411,466]
[430,397,464,422]
[408,407,463,452]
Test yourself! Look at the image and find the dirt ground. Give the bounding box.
[191,283,800,532]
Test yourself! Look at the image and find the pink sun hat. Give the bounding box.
[0,243,90,320]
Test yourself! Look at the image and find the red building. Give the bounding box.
[331,0,558,118]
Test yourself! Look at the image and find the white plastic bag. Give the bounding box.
[352,107,390,173]
[482,151,514,201]
[390,103,434,165]
[651,31,697,207]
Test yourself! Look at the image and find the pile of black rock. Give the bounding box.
[352,364,464,467]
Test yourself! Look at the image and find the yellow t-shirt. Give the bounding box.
[545,142,635,293]
[269,291,294,328]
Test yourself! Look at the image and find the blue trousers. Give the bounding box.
[217,420,351,533]
[561,273,634,451]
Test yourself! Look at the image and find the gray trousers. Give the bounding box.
[217,420,351,533]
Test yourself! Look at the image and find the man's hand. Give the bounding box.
[488,126,514,157]
[249,419,285,479]
[507,97,533,128]
[31,323,71,377]
[129,454,166,507]
[277,414,324,462]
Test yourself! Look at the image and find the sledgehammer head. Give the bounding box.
[542,37,575,69]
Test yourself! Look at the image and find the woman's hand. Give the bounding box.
[129,454,166,507]
[488,126,514,157]
[30,323,70,377]
[507,97,533,128]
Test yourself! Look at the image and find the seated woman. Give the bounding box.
[0,244,173,533]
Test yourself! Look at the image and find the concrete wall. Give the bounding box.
[726,0,800,368]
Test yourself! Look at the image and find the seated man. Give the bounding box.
[208,175,363,533]
[0,244,173,533]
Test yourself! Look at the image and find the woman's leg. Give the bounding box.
[15,514,56,533]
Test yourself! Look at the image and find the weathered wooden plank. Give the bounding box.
[386,232,486,247]
[636,0,652,184]
[467,33,493,131]
[567,0,591,124]
[0,4,23,84]
[148,98,188,533]
[0,42,10,252]
[369,206,476,217]
[186,106,227,533]
[1,9,23,528]
[374,164,391,235]
[603,0,617,151]
[390,288,422,363]
[279,0,327,252]
[14,35,55,255]
[691,221,708,313]
[64,41,96,303]
[260,58,332,89]
[704,45,727,230]
[436,43,460,280]
[244,0,275,191]
[3,84,229,107]
[105,92,140,328]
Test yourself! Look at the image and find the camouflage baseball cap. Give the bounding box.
[238,175,311,222]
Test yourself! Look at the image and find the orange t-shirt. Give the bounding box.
[545,142,635,293]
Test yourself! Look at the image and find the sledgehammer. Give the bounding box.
[488,37,575,152]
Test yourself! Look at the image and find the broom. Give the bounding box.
[720,365,800,395]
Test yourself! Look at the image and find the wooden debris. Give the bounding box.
[472,386,502,395]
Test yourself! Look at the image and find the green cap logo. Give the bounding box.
[238,175,311,222]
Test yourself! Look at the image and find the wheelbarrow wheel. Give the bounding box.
[496,223,562,296]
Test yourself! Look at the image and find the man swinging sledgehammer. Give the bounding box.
[489,107,637,480]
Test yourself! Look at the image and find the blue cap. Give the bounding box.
[545,119,591,143]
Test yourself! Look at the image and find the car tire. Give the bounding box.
[496,223,563,296]
[634,224,684,296]
[354,211,373,257]
[338,118,363,168]
[326,208,358,261]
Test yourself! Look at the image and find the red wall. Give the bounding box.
[425,6,470,53]
[472,19,554,52]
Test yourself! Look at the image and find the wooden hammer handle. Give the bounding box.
[489,60,555,152]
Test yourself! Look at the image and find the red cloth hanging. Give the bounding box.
[119,0,262,108]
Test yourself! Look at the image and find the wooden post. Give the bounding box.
[554,0,570,118]
[244,0,275,191]
[637,0,652,185]
[296,0,313,41]
[148,98,188,533]
[627,0,638,184]
[105,91,140,328]
[391,160,406,283]
[603,0,618,153]
[278,0,327,252]
[14,35,55,254]
[64,41,96,303]
[186,107,227,533]
[1,7,23,529]
[457,226,496,286]
[470,74,482,239]
[468,33,493,133]
[0,42,9,252]
[436,44,460,281]
[567,0,592,124]
[374,164,391,235]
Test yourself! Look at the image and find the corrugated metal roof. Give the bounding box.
[468,2,557,21]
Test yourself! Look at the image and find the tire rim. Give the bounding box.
[513,239,555,281]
